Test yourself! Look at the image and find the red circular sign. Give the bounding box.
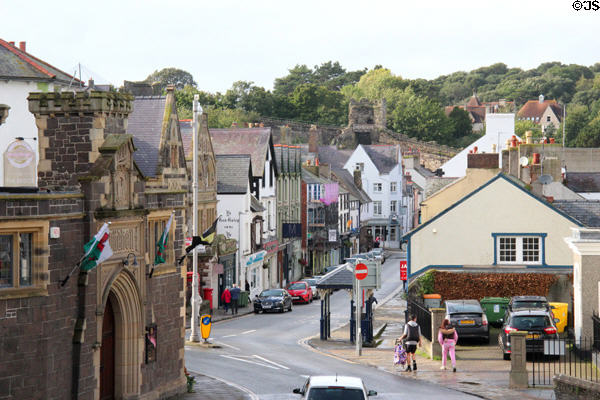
[355,263,368,280]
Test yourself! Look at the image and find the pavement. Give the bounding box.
[176,372,252,400]
[306,291,556,400]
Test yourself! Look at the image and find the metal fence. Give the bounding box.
[406,298,432,341]
[593,312,600,352]
[530,337,600,386]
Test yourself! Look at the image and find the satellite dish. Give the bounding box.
[519,157,529,167]
[538,175,553,185]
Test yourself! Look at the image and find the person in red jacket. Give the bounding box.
[221,287,231,313]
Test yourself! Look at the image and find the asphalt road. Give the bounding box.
[185,253,479,399]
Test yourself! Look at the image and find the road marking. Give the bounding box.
[220,355,279,370]
[241,329,256,335]
[187,368,259,400]
[300,374,310,378]
[253,354,290,370]
[223,334,237,338]
[215,341,240,351]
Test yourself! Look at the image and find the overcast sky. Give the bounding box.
[3,0,599,93]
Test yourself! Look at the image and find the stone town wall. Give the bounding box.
[554,374,600,400]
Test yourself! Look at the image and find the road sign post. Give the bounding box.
[354,263,368,356]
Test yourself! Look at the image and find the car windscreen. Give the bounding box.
[260,290,283,297]
[304,279,317,286]
[512,301,547,309]
[288,283,306,290]
[447,303,482,314]
[308,388,365,400]
[511,315,550,330]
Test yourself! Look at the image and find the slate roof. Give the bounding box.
[331,168,371,203]
[127,96,167,177]
[302,168,328,184]
[0,39,79,84]
[362,145,400,174]
[467,93,482,107]
[215,155,250,194]
[317,146,352,169]
[565,172,600,193]
[552,200,600,227]
[179,120,194,158]
[210,128,272,178]
[518,99,563,121]
[316,264,354,289]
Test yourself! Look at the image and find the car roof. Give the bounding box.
[290,281,307,285]
[511,296,548,301]
[446,299,480,305]
[309,375,364,389]
[510,309,551,316]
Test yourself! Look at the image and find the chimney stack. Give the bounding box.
[8,41,15,46]
[308,124,319,153]
[539,94,544,104]
[19,41,26,52]
[353,166,362,190]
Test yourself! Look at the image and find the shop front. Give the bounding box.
[245,250,267,299]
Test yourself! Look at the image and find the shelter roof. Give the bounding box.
[316,264,354,289]
[127,96,167,177]
[216,154,251,194]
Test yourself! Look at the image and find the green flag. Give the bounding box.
[155,214,174,265]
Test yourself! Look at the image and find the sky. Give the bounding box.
[3,0,600,93]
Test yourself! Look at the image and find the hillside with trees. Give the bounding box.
[142,60,600,148]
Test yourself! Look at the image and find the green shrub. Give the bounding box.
[417,270,435,295]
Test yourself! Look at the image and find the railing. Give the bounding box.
[406,298,432,341]
[530,337,600,386]
[594,312,600,352]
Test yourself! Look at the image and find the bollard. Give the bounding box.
[509,331,528,389]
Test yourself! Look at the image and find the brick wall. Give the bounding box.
[467,153,500,169]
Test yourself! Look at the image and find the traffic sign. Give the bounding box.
[185,237,192,247]
[400,261,407,281]
[355,263,368,280]
[200,314,212,340]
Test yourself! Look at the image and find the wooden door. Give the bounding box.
[100,299,115,400]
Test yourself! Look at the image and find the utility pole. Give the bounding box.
[190,95,202,342]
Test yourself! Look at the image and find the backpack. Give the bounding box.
[407,323,420,341]
[394,342,407,365]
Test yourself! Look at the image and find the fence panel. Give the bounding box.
[530,337,600,386]
[406,298,432,341]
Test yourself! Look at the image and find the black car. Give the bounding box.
[253,289,292,313]
[444,300,489,343]
[498,309,559,360]
[508,296,551,312]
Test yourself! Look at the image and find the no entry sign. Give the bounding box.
[355,263,368,280]
[400,260,407,281]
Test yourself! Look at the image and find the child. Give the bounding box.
[438,319,458,372]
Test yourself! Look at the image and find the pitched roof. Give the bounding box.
[518,99,562,120]
[215,155,250,194]
[553,200,600,227]
[404,173,583,239]
[565,172,600,193]
[467,93,482,107]
[127,96,167,177]
[331,168,371,203]
[317,146,353,169]
[362,145,400,174]
[0,39,79,84]
[316,264,354,289]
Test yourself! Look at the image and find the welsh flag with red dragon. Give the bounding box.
[80,223,113,271]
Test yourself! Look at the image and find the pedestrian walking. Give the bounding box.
[221,287,231,314]
[398,314,422,372]
[438,318,458,372]
[245,279,250,292]
[230,284,241,315]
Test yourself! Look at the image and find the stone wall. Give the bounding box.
[554,374,600,400]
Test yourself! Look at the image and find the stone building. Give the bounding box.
[0,91,187,399]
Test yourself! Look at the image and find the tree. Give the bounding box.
[273,65,314,97]
[515,120,542,137]
[447,107,473,143]
[145,68,196,91]
[562,104,590,146]
[175,85,222,119]
[574,115,600,147]
[205,106,260,129]
[289,84,345,125]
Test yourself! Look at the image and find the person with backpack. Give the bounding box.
[398,314,422,372]
[438,318,458,372]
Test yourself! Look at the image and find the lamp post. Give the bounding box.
[190,95,203,343]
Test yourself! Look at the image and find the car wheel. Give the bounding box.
[279,306,284,313]
[503,353,511,361]
[254,309,259,314]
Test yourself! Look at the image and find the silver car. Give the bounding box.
[302,278,319,300]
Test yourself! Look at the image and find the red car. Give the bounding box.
[287,281,313,304]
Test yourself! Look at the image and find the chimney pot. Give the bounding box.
[19,41,26,52]
[8,41,15,46]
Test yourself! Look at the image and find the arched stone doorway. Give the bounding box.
[100,298,115,400]
[99,268,144,399]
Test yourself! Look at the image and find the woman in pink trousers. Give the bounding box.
[438,319,458,372]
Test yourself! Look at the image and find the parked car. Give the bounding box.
[287,281,313,303]
[444,300,489,343]
[369,248,386,263]
[508,296,551,313]
[324,265,342,274]
[303,278,320,300]
[253,289,292,313]
[293,375,377,399]
[498,309,559,360]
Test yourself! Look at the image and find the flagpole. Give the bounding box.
[190,95,202,343]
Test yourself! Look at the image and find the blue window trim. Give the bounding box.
[492,233,547,266]
[407,263,572,279]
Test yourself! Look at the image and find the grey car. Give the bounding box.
[253,289,292,313]
[444,300,489,343]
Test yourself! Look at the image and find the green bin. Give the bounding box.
[480,297,510,327]
[239,291,249,307]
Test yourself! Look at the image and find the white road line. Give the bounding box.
[241,329,257,335]
[220,355,279,370]
[215,341,240,351]
[223,334,237,338]
[300,374,310,378]
[187,368,259,400]
[253,355,290,370]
